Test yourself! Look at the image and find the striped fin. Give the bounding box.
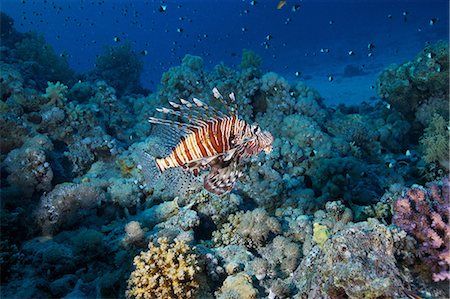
[154,96,228,128]
[203,160,242,195]
[212,87,239,117]
[150,123,190,153]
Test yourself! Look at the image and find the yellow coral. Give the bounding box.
[217,273,258,299]
[126,238,200,299]
[313,223,330,248]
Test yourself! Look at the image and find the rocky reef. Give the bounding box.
[1,14,449,299]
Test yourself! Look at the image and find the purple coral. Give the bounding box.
[393,178,450,281]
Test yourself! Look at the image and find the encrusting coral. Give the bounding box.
[126,238,200,299]
[212,208,281,248]
[393,178,450,281]
[293,219,413,298]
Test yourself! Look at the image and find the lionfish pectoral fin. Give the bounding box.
[184,154,221,170]
[223,148,238,162]
[203,162,242,196]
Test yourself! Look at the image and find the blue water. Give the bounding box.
[3,0,448,95]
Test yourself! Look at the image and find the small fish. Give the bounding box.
[277,0,286,9]
[266,34,272,40]
[295,71,301,77]
[348,50,355,56]
[158,5,167,12]
[250,0,257,5]
[291,4,300,12]
[367,43,375,50]
[429,18,438,25]
[141,88,273,196]
[141,50,148,56]
[113,36,120,42]
[328,75,333,82]
[320,48,330,53]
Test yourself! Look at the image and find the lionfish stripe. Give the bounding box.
[220,118,228,151]
[194,129,208,157]
[172,148,184,166]
[200,127,215,156]
[207,122,220,152]
[213,119,223,152]
[185,135,200,160]
[181,139,193,161]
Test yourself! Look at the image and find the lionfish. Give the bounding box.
[140,88,273,196]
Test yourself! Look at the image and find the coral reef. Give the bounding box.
[35,182,106,235]
[0,14,448,299]
[393,178,450,281]
[126,238,200,299]
[13,32,75,88]
[377,41,449,125]
[90,43,144,96]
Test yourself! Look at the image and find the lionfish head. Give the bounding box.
[251,123,273,154]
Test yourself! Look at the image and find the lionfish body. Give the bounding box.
[143,88,273,195]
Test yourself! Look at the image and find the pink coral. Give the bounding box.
[393,177,450,281]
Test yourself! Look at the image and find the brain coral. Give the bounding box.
[126,238,200,299]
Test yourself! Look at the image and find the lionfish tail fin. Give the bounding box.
[138,150,161,188]
[164,167,202,198]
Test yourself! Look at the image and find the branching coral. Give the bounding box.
[393,178,450,281]
[43,81,68,107]
[126,238,200,299]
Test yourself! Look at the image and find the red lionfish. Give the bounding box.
[140,88,273,196]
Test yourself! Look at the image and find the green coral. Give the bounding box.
[420,114,449,168]
[126,238,200,299]
[240,49,262,69]
[44,81,68,107]
[92,42,143,96]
